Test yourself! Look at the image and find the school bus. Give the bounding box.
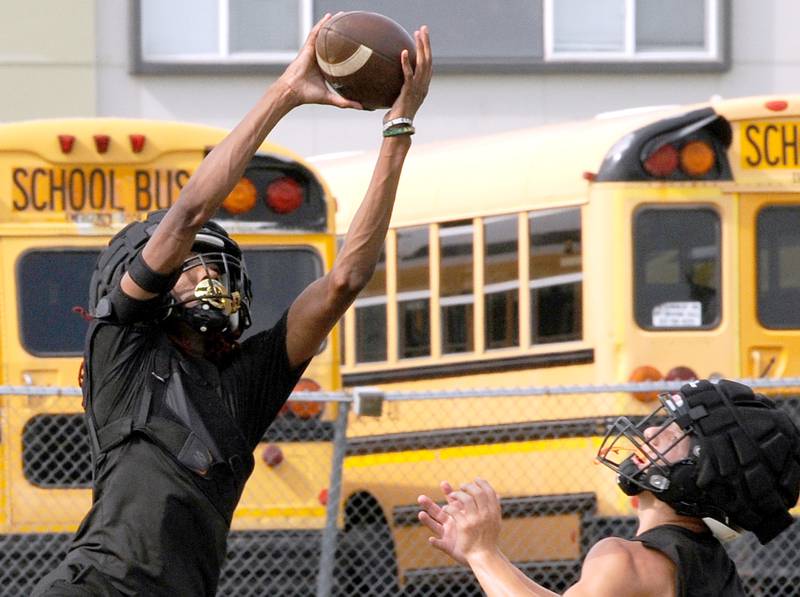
[0,119,341,595]
[314,95,800,594]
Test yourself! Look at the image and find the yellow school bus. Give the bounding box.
[315,95,800,594]
[0,118,341,595]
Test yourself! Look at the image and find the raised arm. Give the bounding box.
[419,479,662,597]
[285,25,432,368]
[120,14,361,301]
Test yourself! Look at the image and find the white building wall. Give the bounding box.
[0,0,96,119]
[4,1,800,158]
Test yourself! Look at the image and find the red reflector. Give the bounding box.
[58,134,75,154]
[266,177,303,214]
[94,134,110,154]
[261,444,284,467]
[665,366,698,381]
[129,134,146,153]
[582,171,596,181]
[318,488,329,506]
[643,144,679,177]
[765,100,788,112]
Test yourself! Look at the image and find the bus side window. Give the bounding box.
[397,226,431,359]
[529,208,583,344]
[634,207,720,329]
[354,243,387,362]
[440,221,474,354]
[484,215,519,349]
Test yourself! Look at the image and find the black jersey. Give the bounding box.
[34,305,308,596]
[633,524,746,597]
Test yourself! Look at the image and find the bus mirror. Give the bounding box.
[353,387,384,417]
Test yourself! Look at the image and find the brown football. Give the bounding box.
[315,12,416,110]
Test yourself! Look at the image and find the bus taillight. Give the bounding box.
[628,365,662,402]
[665,366,698,382]
[679,140,715,177]
[222,177,257,214]
[642,144,679,177]
[266,177,303,214]
[287,378,324,419]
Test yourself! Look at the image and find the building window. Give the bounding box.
[138,0,310,67]
[134,0,726,73]
[546,0,717,62]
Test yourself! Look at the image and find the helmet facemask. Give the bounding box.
[598,392,699,498]
[167,235,252,339]
[598,379,800,545]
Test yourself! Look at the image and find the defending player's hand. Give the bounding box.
[441,478,502,562]
[384,25,432,123]
[418,481,468,565]
[279,13,363,110]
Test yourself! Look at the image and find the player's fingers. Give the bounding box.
[418,495,447,523]
[306,13,331,46]
[461,481,490,512]
[474,478,499,510]
[418,511,444,536]
[327,92,363,110]
[401,49,413,80]
[447,490,476,514]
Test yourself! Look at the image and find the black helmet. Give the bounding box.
[598,379,800,544]
[90,209,252,338]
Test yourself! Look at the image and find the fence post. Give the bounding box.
[316,399,351,597]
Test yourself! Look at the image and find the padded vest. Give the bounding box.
[82,321,255,512]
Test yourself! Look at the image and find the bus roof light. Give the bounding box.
[93,134,110,154]
[765,100,788,112]
[129,134,146,153]
[266,177,303,214]
[58,134,75,154]
[679,140,715,177]
[642,144,679,177]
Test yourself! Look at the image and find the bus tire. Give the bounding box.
[334,523,399,597]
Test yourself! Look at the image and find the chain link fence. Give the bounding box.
[2,380,800,596]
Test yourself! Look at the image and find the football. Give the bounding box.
[315,12,416,110]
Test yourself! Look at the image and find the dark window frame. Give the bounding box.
[16,245,324,357]
[130,0,730,75]
[755,205,800,330]
[633,205,722,332]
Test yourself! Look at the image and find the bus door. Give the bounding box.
[739,194,800,378]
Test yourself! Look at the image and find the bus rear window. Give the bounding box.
[18,250,100,355]
[240,248,322,340]
[757,206,800,329]
[17,247,322,355]
[634,208,720,330]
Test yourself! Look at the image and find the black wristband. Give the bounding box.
[127,252,181,295]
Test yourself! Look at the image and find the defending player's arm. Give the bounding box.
[121,13,360,302]
[419,480,657,597]
[284,25,432,369]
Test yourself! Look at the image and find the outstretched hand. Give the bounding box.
[385,25,432,123]
[278,13,364,110]
[418,478,502,565]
